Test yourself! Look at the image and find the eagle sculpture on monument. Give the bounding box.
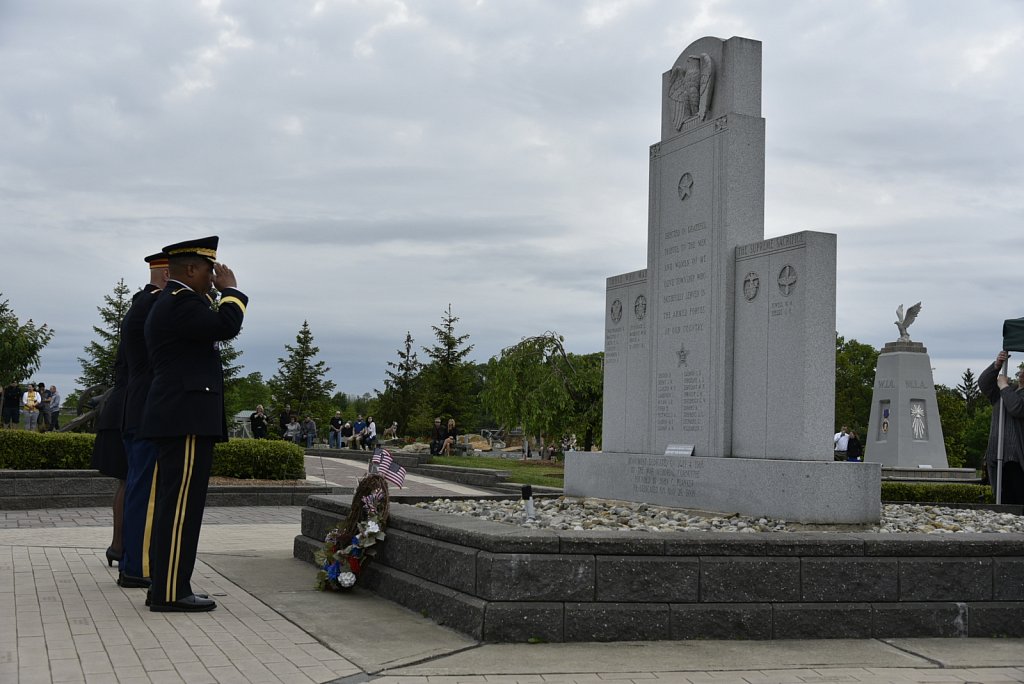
[894,302,922,342]
[668,52,716,130]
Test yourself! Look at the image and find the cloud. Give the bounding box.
[1,0,1021,404]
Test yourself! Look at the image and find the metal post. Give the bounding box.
[996,355,1009,505]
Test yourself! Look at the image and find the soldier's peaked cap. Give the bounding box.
[144,252,169,268]
[162,236,218,263]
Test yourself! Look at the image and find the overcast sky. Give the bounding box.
[2,0,1022,403]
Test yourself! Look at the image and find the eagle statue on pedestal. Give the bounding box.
[895,302,922,342]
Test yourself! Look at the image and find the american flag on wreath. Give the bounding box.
[371,448,407,488]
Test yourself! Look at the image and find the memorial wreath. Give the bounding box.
[314,473,389,591]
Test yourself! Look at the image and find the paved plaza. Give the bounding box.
[1,454,1022,683]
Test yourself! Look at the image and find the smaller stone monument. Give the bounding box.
[865,303,949,468]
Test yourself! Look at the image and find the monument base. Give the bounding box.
[866,349,949,468]
[565,452,881,524]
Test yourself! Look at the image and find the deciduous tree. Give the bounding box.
[935,384,967,468]
[225,371,272,420]
[0,292,54,416]
[481,332,603,451]
[834,335,879,434]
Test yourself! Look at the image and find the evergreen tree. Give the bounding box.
[209,295,243,384]
[416,304,475,431]
[268,321,336,417]
[330,391,350,414]
[77,279,132,389]
[957,368,981,418]
[376,331,421,436]
[0,293,54,417]
[219,338,244,385]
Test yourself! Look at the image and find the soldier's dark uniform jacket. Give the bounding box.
[119,274,165,581]
[138,283,247,440]
[121,283,161,436]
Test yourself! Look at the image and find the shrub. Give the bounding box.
[0,430,95,469]
[212,439,305,480]
[0,431,305,480]
[881,481,994,504]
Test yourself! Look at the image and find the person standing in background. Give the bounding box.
[48,385,62,431]
[22,383,41,431]
[250,405,269,439]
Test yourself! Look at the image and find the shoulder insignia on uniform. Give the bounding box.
[219,296,247,315]
[171,287,187,295]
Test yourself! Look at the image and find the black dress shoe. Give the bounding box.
[146,593,214,610]
[149,594,217,613]
[117,574,151,589]
[145,590,209,607]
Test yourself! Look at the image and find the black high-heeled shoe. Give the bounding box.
[105,547,122,567]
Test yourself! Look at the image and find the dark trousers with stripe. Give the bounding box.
[121,435,159,578]
[150,435,214,604]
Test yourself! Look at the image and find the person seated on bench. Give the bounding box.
[441,418,458,456]
[430,417,444,455]
[362,416,377,450]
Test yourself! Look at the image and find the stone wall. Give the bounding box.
[295,494,1024,642]
[0,470,336,509]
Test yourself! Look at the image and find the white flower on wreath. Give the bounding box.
[339,571,357,588]
[366,520,380,534]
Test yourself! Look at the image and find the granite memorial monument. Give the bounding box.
[566,36,881,524]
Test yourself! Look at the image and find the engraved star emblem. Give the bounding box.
[677,172,693,201]
[677,343,688,367]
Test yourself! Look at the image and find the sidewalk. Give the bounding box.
[1,462,1022,683]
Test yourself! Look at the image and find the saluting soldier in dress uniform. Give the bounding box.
[117,251,169,589]
[138,236,247,612]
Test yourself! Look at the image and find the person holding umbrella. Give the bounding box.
[978,350,1024,504]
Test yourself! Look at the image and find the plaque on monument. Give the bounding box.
[732,231,836,460]
[603,269,650,453]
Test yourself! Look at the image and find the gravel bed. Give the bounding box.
[414,497,1024,534]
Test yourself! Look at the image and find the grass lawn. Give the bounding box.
[431,453,564,487]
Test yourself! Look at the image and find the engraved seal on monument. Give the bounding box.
[743,272,760,301]
[777,264,797,297]
[677,342,688,367]
[634,294,647,320]
[610,298,622,323]
[677,172,693,201]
